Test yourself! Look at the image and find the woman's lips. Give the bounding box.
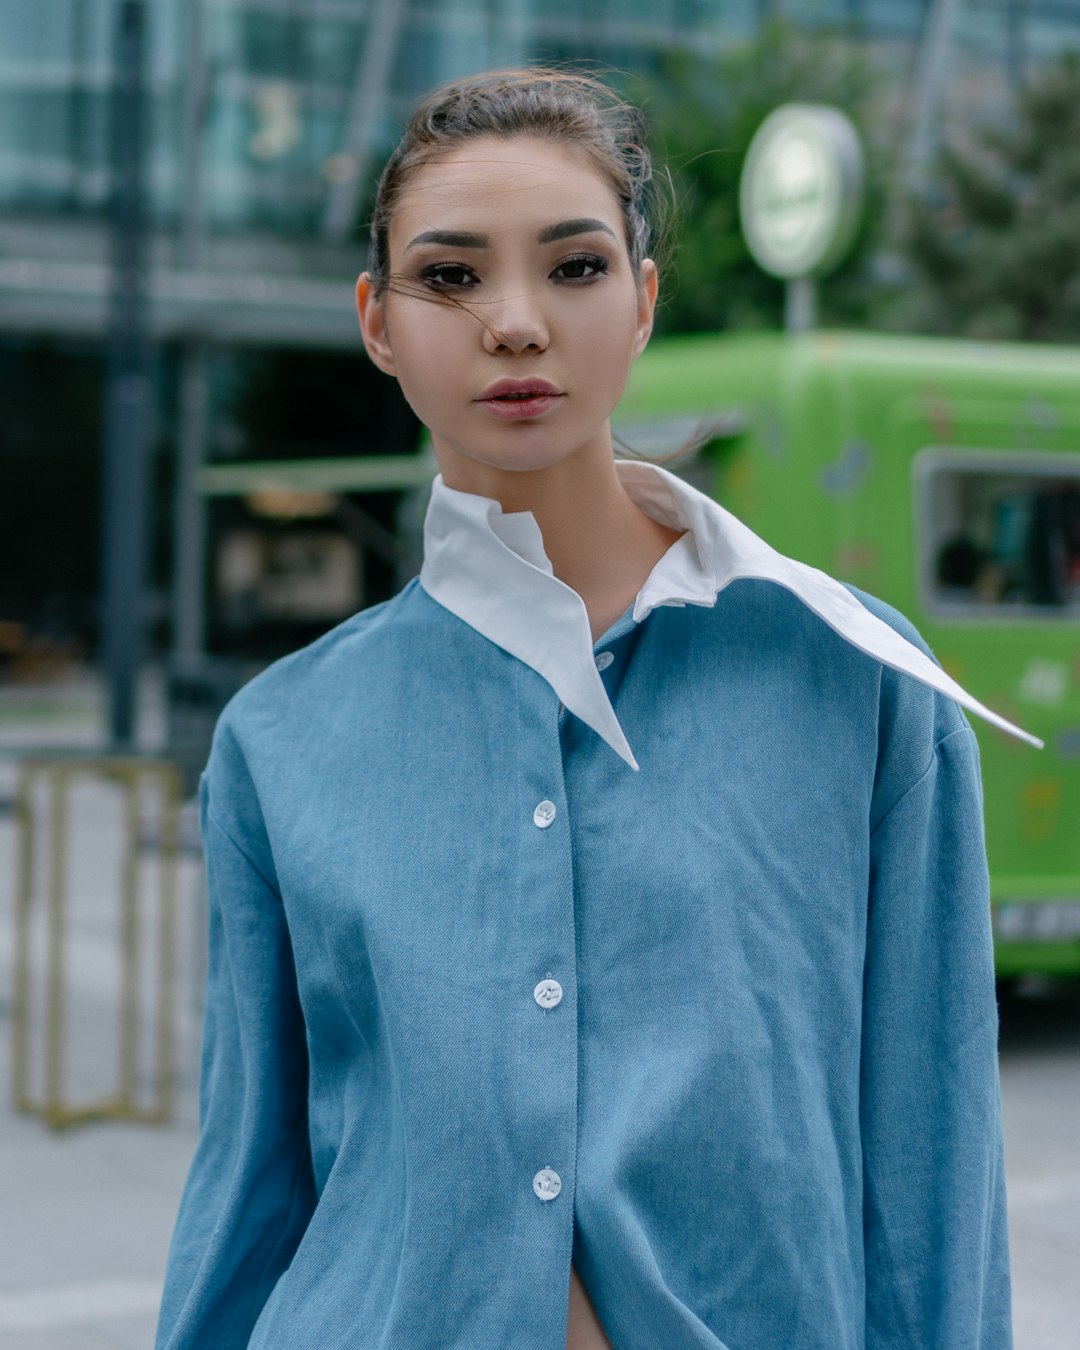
[477,391,563,420]
[476,379,564,421]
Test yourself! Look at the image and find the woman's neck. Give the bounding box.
[436,440,685,641]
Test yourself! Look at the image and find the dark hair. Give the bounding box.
[368,66,660,295]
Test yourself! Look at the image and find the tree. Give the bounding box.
[627,19,894,336]
[896,49,1080,342]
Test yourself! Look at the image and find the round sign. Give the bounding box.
[739,104,865,280]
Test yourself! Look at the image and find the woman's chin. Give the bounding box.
[436,432,609,482]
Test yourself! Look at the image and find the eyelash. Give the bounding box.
[418,252,610,292]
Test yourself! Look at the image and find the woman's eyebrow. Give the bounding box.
[536,217,617,244]
[406,229,488,251]
[404,217,618,252]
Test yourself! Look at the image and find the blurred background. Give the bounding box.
[0,2,1078,1346]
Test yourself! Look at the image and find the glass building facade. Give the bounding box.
[3,2,1077,248]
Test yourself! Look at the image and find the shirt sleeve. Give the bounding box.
[155,772,317,1349]
[861,723,1012,1347]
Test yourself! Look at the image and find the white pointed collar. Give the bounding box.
[419,459,1041,771]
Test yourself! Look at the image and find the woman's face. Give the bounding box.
[355,134,658,488]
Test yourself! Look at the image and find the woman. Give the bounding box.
[156,68,1031,1349]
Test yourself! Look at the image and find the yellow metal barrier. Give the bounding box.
[12,756,183,1130]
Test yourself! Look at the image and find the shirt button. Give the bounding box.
[533,1168,562,1201]
[533,800,557,828]
[595,651,614,671]
[533,978,563,1009]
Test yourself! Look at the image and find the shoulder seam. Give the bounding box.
[205,804,281,896]
[870,725,976,840]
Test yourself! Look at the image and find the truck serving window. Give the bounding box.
[916,451,1080,617]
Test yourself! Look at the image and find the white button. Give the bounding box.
[534,978,563,1009]
[595,651,614,671]
[533,800,557,828]
[533,1168,562,1201]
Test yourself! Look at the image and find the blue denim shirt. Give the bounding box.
[156,577,1011,1349]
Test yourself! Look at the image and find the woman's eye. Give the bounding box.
[420,263,477,290]
[552,253,608,283]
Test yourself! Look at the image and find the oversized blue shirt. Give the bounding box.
[156,479,1013,1349]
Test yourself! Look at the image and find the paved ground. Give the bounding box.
[1,669,1078,1348]
[997,982,1080,1349]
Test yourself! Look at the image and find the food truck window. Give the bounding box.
[917,452,1080,617]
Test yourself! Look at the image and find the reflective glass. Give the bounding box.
[1,0,1080,234]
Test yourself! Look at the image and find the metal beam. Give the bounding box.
[101,0,151,749]
[172,342,210,658]
[907,0,963,190]
[172,0,210,662]
[0,258,363,347]
[198,452,436,497]
[322,0,408,243]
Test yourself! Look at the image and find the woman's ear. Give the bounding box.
[632,258,659,358]
[355,272,396,376]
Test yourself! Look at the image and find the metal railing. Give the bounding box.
[11,755,184,1130]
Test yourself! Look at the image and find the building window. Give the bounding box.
[916,450,1080,617]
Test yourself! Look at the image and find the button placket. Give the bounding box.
[522,700,573,1229]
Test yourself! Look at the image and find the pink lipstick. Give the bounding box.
[476,377,564,421]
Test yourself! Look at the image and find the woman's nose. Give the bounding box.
[480,288,550,355]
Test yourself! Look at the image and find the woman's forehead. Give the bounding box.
[391,136,622,237]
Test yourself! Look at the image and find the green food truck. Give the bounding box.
[619,328,1080,978]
